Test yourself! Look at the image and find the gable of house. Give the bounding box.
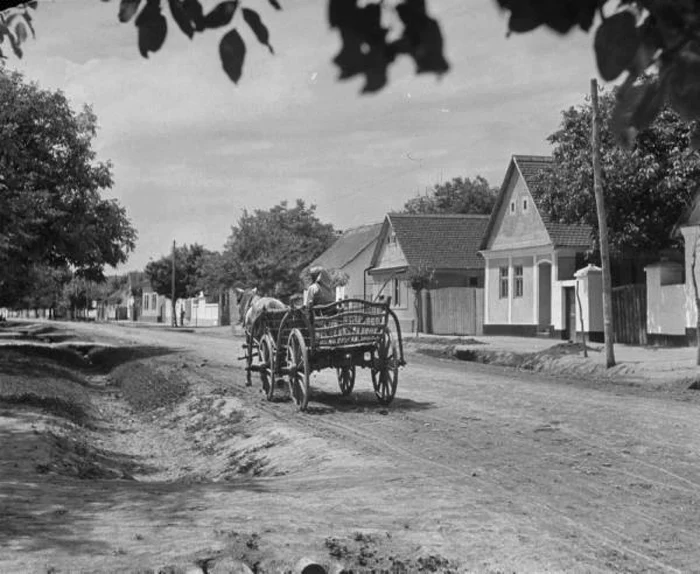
[481,155,593,252]
[372,218,410,271]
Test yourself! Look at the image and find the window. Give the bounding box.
[469,277,479,287]
[151,293,157,309]
[514,265,524,297]
[523,199,528,211]
[499,266,508,299]
[510,201,515,213]
[392,278,402,307]
[143,294,149,311]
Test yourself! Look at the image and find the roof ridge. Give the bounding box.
[389,213,490,218]
[512,154,552,162]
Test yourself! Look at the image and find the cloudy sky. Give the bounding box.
[8,0,599,270]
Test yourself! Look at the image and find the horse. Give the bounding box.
[234,287,288,387]
[234,287,288,336]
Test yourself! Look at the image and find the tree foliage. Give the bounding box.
[535,81,700,254]
[4,1,700,140]
[0,69,137,305]
[144,243,210,300]
[402,175,497,215]
[223,199,336,300]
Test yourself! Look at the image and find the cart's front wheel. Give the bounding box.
[371,329,399,405]
[245,331,254,387]
[286,328,310,411]
[336,365,356,396]
[259,333,275,401]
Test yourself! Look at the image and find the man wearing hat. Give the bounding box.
[306,266,336,307]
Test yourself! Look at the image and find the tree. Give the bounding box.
[402,176,497,215]
[4,0,700,142]
[0,69,137,304]
[223,199,336,300]
[145,243,209,324]
[535,80,700,255]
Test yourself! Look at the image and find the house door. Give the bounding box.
[564,287,576,341]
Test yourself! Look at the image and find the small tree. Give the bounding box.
[145,243,209,325]
[406,264,435,336]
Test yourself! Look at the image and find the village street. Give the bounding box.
[2,320,700,573]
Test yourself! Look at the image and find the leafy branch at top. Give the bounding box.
[496,0,700,148]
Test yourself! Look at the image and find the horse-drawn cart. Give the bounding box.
[241,298,406,411]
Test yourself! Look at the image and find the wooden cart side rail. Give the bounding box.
[386,306,406,366]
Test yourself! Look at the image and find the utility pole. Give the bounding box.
[171,240,177,327]
[591,78,616,368]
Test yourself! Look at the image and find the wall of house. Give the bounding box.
[645,262,688,340]
[371,272,414,334]
[433,270,483,288]
[486,257,509,325]
[510,256,535,324]
[343,246,374,300]
[489,174,550,250]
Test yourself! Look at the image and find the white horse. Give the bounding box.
[234,287,287,336]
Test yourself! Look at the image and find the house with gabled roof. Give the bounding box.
[369,213,489,334]
[307,222,383,301]
[479,155,595,340]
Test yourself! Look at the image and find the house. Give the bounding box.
[479,155,595,340]
[645,194,700,345]
[368,213,489,335]
[307,222,383,300]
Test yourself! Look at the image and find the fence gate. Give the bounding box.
[611,284,647,345]
[426,287,484,336]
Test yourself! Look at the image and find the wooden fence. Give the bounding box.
[612,284,647,345]
[424,287,484,336]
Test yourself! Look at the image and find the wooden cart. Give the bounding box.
[241,298,406,411]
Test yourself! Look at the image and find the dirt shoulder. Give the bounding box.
[407,333,700,391]
[3,321,700,573]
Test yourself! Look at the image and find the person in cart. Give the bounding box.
[306,266,335,308]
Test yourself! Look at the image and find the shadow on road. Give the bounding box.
[307,389,434,415]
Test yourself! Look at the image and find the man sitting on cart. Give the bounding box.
[306,266,335,308]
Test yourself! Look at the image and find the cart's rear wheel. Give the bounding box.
[371,329,399,405]
[336,365,356,396]
[259,333,275,401]
[286,328,309,411]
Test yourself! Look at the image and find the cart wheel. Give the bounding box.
[245,332,254,387]
[371,329,399,405]
[259,333,275,401]
[336,365,356,396]
[286,328,309,411]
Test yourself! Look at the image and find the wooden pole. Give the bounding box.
[171,240,177,327]
[591,78,616,367]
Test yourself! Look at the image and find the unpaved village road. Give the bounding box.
[3,321,700,573]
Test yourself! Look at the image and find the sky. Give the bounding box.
[8,0,600,271]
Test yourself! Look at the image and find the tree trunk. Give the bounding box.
[591,78,616,368]
[690,240,700,366]
[576,281,588,358]
[414,288,422,336]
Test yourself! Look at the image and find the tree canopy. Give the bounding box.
[3,0,700,141]
[223,199,336,300]
[145,243,211,300]
[0,68,137,306]
[535,81,700,254]
[402,175,497,215]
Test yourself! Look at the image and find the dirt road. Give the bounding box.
[2,321,700,573]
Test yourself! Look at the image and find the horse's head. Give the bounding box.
[234,287,258,325]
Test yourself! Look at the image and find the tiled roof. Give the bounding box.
[309,223,382,270]
[386,213,490,269]
[481,155,592,249]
